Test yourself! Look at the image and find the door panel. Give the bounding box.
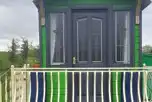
[72,11,107,67]
[67,10,109,102]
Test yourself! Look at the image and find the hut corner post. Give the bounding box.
[135,0,141,67]
[135,0,146,101]
[39,1,53,102]
[39,0,46,68]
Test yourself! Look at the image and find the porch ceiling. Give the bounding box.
[33,0,151,10]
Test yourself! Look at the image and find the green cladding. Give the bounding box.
[41,26,47,68]
[45,0,135,8]
[135,24,140,67]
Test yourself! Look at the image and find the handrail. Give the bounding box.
[0,68,11,78]
[1,66,152,102]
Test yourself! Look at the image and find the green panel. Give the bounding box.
[60,72,66,102]
[70,0,134,5]
[60,72,66,91]
[45,0,135,9]
[112,72,121,102]
[46,73,51,102]
[52,72,58,102]
[60,95,65,102]
[135,24,140,67]
[41,26,47,68]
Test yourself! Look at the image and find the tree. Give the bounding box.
[8,38,19,65]
[143,45,152,54]
[20,37,29,64]
[27,44,40,65]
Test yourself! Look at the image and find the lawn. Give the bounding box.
[0,51,11,71]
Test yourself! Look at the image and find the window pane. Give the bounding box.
[50,13,65,64]
[77,18,88,61]
[91,18,102,62]
[115,11,130,64]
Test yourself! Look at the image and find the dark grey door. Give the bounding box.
[68,10,109,102]
[72,10,107,67]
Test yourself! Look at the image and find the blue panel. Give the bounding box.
[30,72,36,102]
[38,72,44,102]
[125,72,131,102]
[133,72,138,101]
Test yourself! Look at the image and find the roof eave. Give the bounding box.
[33,0,40,9]
[142,0,151,10]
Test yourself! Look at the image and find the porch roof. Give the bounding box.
[33,0,151,10]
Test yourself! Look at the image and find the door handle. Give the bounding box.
[73,57,76,64]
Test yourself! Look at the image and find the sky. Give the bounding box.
[0,0,152,51]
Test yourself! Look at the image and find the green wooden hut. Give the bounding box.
[33,0,151,102]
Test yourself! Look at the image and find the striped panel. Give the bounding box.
[30,72,37,102]
[38,72,45,102]
[52,72,58,102]
[132,72,139,102]
[125,72,131,102]
[60,72,66,102]
[45,72,67,102]
[45,72,51,102]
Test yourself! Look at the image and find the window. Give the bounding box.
[77,18,88,62]
[115,11,130,64]
[91,18,102,62]
[50,13,65,65]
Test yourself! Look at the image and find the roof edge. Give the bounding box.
[33,0,40,8]
[142,0,151,10]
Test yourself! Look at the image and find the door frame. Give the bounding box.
[67,5,113,67]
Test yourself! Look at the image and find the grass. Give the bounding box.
[0,51,11,71]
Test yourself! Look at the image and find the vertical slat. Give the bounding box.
[13,72,16,102]
[72,72,75,102]
[58,72,60,102]
[50,72,53,102]
[123,72,126,102]
[109,71,111,102]
[0,78,2,102]
[43,72,46,102]
[5,75,8,102]
[137,72,141,102]
[116,72,119,102]
[28,72,31,102]
[11,69,13,102]
[101,72,104,102]
[130,72,134,102]
[65,71,67,102]
[79,72,82,102]
[145,71,149,102]
[35,72,38,102]
[94,72,96,102]
[21,72,24,102]
[86,72,89,102]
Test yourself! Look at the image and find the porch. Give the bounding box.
[0,66,152,102]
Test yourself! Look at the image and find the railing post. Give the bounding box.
[26,64,30,102]
[0,77,2,102]
[11,65,14,102]
[5,74,8,102]
[143,63,148,102]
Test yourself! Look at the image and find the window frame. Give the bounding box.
[111,9,134,66]
[49,12,66,65]
[114,11,130,64]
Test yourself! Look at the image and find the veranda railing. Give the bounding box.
[1,67,152,102]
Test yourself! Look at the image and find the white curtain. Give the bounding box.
[124,12,130,64]
[50,14,56,64]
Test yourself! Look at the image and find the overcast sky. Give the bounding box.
[0,0,152,51]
